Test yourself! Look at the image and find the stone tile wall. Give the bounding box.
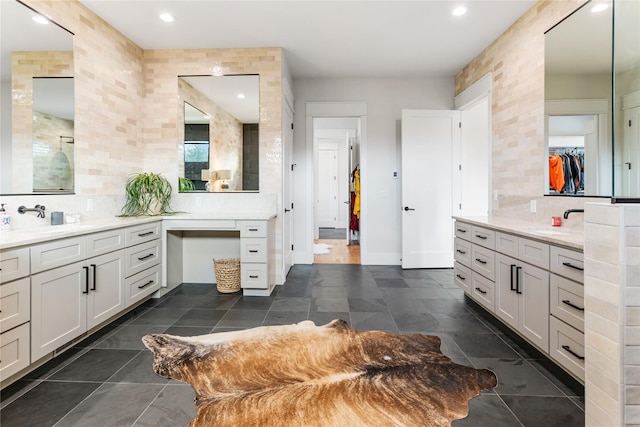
[454,0,601,223]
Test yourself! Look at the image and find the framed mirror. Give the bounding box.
[544,0,612,197]
[0,0,75,195]
[178,75,259,192]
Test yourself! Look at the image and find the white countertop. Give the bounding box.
[0,212,277,250]
[453,216,583,251]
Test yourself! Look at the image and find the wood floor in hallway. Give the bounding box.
[313,239,361,264]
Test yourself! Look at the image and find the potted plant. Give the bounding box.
[178,176,195,192]
[119,172,175,216]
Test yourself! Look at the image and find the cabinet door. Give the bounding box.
[495,253,518,329]
[87,250,125,330]
[518,262,550,352]
[31,261,87,361]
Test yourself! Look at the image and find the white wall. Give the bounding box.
[292,77,454,265]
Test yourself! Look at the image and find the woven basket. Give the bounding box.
[214,258,241,293]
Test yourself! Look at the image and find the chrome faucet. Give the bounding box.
[18,204,46,218]
[563,209,584,219]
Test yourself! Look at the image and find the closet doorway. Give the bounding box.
[313,117,361,264]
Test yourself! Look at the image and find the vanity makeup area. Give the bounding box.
[0,0,284,389]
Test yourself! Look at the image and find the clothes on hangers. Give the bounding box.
[548,148,584,194]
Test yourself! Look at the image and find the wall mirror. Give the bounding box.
[178,74,259,192]
[0,0,75,195]
[612,0,640,200]
[544,0,613,197]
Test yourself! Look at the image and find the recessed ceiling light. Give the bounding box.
[590,3,609,13]
[32,15,49,24]
[452,6,467,16]
[159,13,174,22]
[237,94,245,99]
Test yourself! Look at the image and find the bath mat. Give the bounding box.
[313,243,332,255]
[143,319,497,427]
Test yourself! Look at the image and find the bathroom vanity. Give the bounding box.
[0,212,276,388]
[453,216,585,382]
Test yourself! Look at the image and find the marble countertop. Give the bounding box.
[453,216,583,251]
[0,212,277,250]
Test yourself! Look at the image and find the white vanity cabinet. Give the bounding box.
[548,246,585,381]
[0,247,31,381]
[453,218,585,383]
[30,230,126,361]
[124,222,162,306]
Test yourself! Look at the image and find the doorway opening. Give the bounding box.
[313,117,361,264]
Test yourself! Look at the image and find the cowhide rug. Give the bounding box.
[143,319,497,427]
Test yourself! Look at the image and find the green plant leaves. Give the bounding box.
[119,172,174,217]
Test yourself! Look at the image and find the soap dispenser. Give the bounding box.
[0,203,11,231]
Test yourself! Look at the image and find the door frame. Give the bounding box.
[304,102,367,264]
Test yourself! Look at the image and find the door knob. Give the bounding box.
[344,201,350,204]
[284,208,291,213]
[404,206,415,211]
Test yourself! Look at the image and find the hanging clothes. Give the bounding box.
[549,154,565,192]
[352,167,360,219]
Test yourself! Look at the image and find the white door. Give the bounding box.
[317,148,339,228]
[283,107,294,276]
[623,105,640,196]
[87,250,125,329]
[401,109,459,269]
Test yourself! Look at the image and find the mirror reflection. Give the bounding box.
[613,0,640,199]
[178,75,259,192]
[544,0,612,197]
[0,0,74,195]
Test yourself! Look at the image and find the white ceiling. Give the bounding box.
[78,0,538,79]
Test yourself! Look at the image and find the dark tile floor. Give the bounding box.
[0,265,584,427]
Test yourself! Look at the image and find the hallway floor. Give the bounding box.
[1,265,584,427]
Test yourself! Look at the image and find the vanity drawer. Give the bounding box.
[471,244,495,281]
[126,264,161,306]
[0,248,30,284]
[471,226,495,250]
[239,221,267,238]
[125,222,161,247]
[125,240,161,277]
[549,316,585,381]
[31,237,87,274]
[454,238,472,267]
[495,232,518,258]
[454,222,471,240]
[453,261,472,292]
[471,272,495,312]
[241,238,267,263]
[550,246,584,283]
[86,229,125,258]
[0,323,30,381]
[0,277,30,333]
[519,238,549,270]
[241,263,268,289]
[550,273,584,332]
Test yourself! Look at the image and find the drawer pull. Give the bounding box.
[456,228,467,233]
[456,249,466,254]
[249,250,259,253]
[138,280,154,289]
[515,266,522,294]
[475,287,487,295]
[475,234,487,240]
[455,274,466,281]
[562,262,584,271]
[248,228,259,232]
[249,275,259,279]
[562,300,584,311]
[138,231,154,237]
[138,253,154,261]
[475,258,487,265]
[562,345,585,360]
